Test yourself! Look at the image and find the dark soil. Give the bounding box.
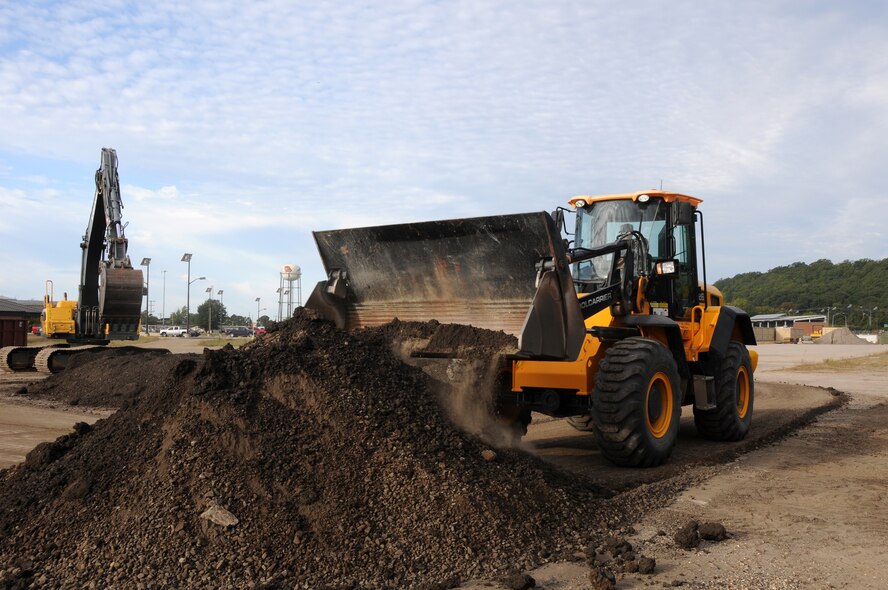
[0,312,621,588]
[22,348,171,408]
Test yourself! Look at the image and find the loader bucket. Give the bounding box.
[307,212,586,360]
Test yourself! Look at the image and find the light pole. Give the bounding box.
[182,253,192,332]
[276,287,283,321]
[255,297,261,327]
[140,257,151,331]
[186,276,206,331]
[162,269,167,326]
[205,286,213,334]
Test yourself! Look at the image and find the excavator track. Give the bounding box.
[1,345,70,373]
[34,345,103,374]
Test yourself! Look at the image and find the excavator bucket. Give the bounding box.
[98,266,144,339]
[306,212,586,360]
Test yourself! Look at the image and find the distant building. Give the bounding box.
[0,297,43,323]
[751,313,828,340]
[750,313,827,328]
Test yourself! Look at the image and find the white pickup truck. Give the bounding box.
[158,326,187,337]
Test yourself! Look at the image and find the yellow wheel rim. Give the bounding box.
[736,365,750,419]
[646,371,673,439]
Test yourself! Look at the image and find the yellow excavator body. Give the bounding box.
[41,283,77,338]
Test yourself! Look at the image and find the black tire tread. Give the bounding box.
[693,341,754,441]
[592,337,681,467]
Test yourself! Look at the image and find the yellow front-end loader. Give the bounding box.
[305,191,756,467]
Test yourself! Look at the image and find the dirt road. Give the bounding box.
[623,344,888,590]
[0,373,111,468]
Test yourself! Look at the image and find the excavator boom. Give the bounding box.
[77,148,143,342]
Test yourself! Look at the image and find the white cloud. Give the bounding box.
[1,0,887,311]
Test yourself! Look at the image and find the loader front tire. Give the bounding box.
[693,341,754,441]
[592,337,681,467]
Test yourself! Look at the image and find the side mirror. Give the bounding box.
[671,201,695,226]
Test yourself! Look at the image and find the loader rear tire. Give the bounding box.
[693,341,754,441]
[592,337,681,467]
[566,414,595,432]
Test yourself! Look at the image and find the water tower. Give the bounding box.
[279,264,302,320]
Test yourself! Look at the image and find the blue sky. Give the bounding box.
[1,0,886,320]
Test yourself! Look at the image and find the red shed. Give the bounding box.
[0,315,28,347]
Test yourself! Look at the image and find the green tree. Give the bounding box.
[228,314,250,326]
[714,257,888,327]
[168,306,188,325]
[197,300,227,331]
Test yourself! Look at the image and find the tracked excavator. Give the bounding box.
[0,149,144,374]
[305,191,757,467]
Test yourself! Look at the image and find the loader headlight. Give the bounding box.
[656,260,677,275]
[638,194,650,203]
[574,199,587,208]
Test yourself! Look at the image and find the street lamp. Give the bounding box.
[140,257,151,331]
[182,253,205,334]
[255,297,261,327]
[205,286,213,333]
[217,289,224,306]
[182,253,192,332]
[276,287,283,321]
[186,275,206,332]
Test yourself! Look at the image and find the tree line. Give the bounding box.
[714,258,887,330]
[145,299,270,330]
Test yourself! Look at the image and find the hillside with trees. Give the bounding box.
[714,258,887,330]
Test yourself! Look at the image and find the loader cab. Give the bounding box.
[570,192,701,321]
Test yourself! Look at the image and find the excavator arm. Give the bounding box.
[76,148,143,342]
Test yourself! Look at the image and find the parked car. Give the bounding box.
[224,326,252,337]
[254,326,267,335]
[159,326,187,337]
[188,327,203,337]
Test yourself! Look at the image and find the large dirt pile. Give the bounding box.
[0,312,607,589]
[817,327,872,345]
